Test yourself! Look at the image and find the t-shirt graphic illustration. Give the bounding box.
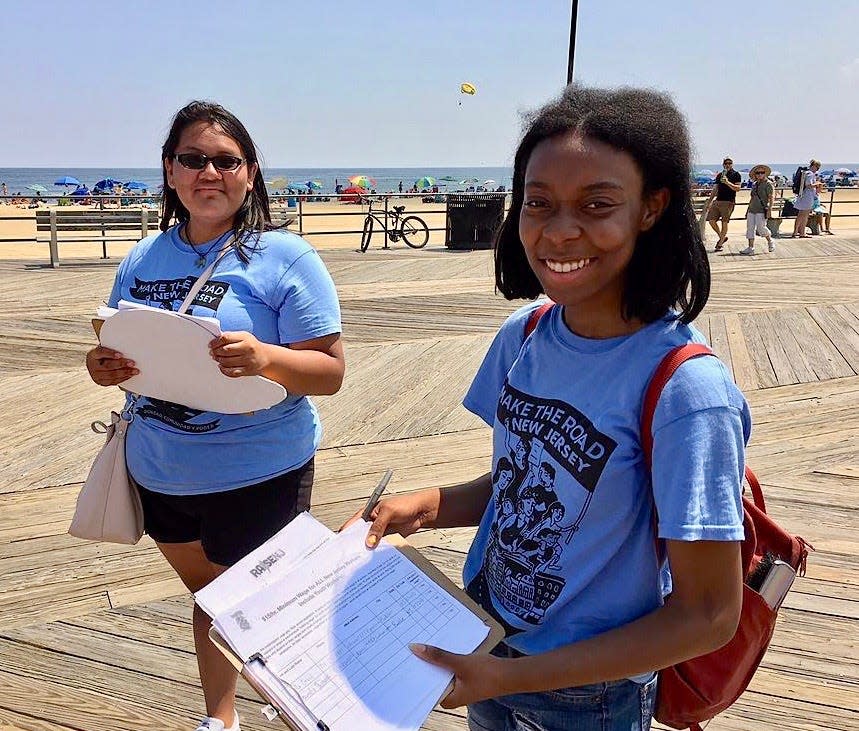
[475,380,617,625]
[129,276,230,311]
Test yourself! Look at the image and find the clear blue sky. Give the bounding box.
[3,0,857,167]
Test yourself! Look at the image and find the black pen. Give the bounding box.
[361,469,393,521]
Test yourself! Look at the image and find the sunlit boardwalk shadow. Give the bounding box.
[0,235,857,730]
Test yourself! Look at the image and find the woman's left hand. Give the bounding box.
[409,644,509,708]
[209,331,271,377]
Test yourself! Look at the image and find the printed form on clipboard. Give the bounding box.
[203,515,502,731]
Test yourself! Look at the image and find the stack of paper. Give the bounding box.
[200,514,494,731]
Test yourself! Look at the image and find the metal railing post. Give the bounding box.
[297,195,304,234]
[383,195,390,249]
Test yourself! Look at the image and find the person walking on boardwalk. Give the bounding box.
[348,85,747,730]
[740,164,775,255]
[707,157,742,251]
[792,159,822,238]
[84,101,344,731]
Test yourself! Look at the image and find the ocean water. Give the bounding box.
[2,163,856,196]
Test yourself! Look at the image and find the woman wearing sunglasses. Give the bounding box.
[85,101,344,731]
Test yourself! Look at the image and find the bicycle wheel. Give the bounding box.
[400,216,429,248]
[360,215,375,252]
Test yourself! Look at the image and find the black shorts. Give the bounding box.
[134,459,314,566]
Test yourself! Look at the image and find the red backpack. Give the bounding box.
[524,305,812,731]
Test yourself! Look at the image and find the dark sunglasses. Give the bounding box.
[174,153,245,172]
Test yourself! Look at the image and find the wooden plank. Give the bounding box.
[722,312,758,390]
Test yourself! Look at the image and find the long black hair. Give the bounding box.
[495,84,710,324]
[160,100,272,263]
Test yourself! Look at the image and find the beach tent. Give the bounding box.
[54,175,82,187]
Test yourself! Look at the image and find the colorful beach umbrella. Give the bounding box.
[306,180,323,190]
[54,175,82,187]
[348,175,376,189]
[414,176,436,190]
[25,184,47,193]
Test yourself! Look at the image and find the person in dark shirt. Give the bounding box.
[706,157,742,251]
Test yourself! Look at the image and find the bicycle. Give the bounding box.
[360,200,429,252]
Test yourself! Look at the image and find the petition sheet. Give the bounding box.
[213,521,490,731]
[196,512,334,618]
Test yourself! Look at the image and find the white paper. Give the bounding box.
[97,302,287,413]
[213,521,490,731]
[195,512,335,618]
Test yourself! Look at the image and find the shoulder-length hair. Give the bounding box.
[159,100,272,263]
[495,85,710,324]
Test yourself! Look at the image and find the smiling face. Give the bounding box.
[519,132,667,337]
[164,121,257,240]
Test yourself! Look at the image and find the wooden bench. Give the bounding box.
[35,208,160,267]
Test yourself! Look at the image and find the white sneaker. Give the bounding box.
[195,712,239,731]
[739,246,756,255]
[767,241,775,253]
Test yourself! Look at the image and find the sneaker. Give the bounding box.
[768,241,775,253]
[195,712,239,731]
[739,246,756,256]
[714,243,723,252]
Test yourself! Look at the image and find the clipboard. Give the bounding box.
[209,534,504,731]
[92,306,287,414]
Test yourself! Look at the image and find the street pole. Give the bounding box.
[567,0,579,85]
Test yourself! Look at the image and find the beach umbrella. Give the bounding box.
[124,180,148,190]
[693,175,715,185]
[267,176,289,188]
[459,177,479,185]
[482,179,497,186]
[348,175,376,189]
[438,176,459,182]
[834,167,855,175]
[94,178,122,191]
[819,169,836,177]
[54,175,82,187]
[696,169,717,178]
[414,176,436,189]
[306,180,323,190]
[25,184,48,193]
[71,185,90,197]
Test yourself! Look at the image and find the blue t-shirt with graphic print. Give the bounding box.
[462,302,749,655]
[107,226,341,495]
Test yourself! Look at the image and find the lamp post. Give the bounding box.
[567,0,579,84]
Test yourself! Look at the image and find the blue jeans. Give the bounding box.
[467,675,657,731]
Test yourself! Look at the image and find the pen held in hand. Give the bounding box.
[361,469,393,521]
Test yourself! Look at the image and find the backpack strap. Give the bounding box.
[641,344,766,512]
[524,301,555,338]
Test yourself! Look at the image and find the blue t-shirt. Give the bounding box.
[462,303,749,655]
[107,226,341,494]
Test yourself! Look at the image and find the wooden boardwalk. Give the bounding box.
[0,235,857,731]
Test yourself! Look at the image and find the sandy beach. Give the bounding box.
[1,188,858,261]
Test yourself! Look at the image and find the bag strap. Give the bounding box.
[524,301,555,338]
[641,344,766,513]
[176,238,235,314]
